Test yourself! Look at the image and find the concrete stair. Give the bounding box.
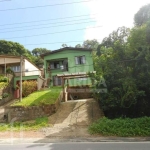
[0,107,5,123]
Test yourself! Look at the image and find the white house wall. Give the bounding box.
[24,59,41,76]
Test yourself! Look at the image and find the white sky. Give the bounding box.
[84,0,150,42]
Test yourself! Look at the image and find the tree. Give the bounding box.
[134,4,150,26]
[61,44,68,48]
[82,39,99,50]
[0,40,29,55]
[32,48,51,67]
[97,26,130,56]
[75,44,82,48]
[32,48,50,57]
[0,40,34,62]
[102,26,130,47]
[93,25,150,118]
[128,21,150,50]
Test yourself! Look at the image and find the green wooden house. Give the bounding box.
[41,47,95,87]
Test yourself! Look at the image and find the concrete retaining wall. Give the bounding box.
[68,86,92,100]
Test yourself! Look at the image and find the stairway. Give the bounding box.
[0,107,5,123]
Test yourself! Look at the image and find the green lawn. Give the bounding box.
[0,117,49,131]
[12,87,62,107]
[89,117,150,137]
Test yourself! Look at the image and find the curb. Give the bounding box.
[0,137,150,144]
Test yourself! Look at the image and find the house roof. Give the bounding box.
[40,47,92,58]
[0,54,40,70]
[0,55,21,59]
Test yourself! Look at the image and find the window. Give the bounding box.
[10,66,20,72]
[50,61,60,69]
[75,56,86,65]
[53,76,62,86]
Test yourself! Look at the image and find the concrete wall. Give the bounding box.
[0,74,14,106]
[67,86,92,100]
[5,91,63,122]
[37,77,44,90]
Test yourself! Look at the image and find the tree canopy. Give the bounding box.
[0,40,30,56]
[32,48,51,57]
[134,3,150,26]
[93,19,150,118]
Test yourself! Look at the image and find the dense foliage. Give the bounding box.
[134,4,150,26]
[89,117,150,136]
[22,80,37,97]
[92,4,150,118]
[0,117,49,131]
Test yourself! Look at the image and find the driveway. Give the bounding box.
[41,98,104,137]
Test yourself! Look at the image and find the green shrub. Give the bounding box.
[89,117,150,136]
[2,92,9,98]
[22,80,37,97]
[0,82,8,89]
[6,67,14,75]
[0,75,8,82]
[0,117,49,131]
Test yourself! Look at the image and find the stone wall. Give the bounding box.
[0,97,11,106]
[0,74,14,106]
[5,91,63,122]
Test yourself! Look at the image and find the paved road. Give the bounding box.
[0,142,150,150]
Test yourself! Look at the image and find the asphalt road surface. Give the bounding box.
[0,142,150,150]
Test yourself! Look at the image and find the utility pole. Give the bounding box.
[20,55,23,102]
[4,58,6,76]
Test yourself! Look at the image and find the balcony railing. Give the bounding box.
[0,70,41,77]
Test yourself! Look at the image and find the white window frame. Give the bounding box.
[10,66,20,72]
[75,55,86,65]
[50,61,60,69]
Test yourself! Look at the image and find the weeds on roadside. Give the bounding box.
[0,117,49,132]
[89,117,150,136]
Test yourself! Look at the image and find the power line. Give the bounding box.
[0,13,97,27]
[0,17,97,31]
[24,39,102,46]
[0,0,94,11]
[0,0,11,2]
[0,20,98,34]
[3,25,102,39]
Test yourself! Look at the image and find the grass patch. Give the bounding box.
[0,117,49,132]
[12,87,62,107]
[89,117,150,137]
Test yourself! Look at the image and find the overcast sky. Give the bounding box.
[0,0,150,51]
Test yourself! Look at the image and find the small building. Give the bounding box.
[41,47,95,87]
[0,55,44,98]
[41,47,95,101]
